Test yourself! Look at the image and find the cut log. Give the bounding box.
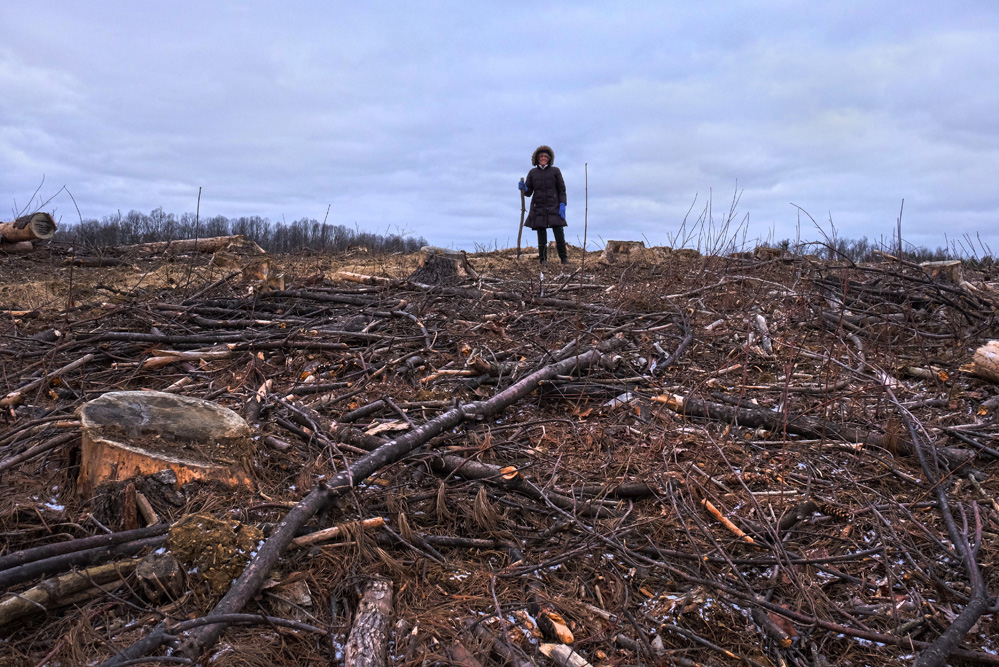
[537,609,574,643]
[0,212,57,242]
[118,235,261,256]
[971,340,999,383]
[289,517,386,549]
[77,390,255,497]
[344,578,394,667]
[0,241,35,254]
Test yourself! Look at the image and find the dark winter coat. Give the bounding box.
[524,146,566,230]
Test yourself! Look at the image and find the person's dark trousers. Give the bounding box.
[536,227,568,264]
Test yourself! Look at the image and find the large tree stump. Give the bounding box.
[0,212,57,243]
[77,391,255,497]
[344,578,394,667]
[921,260,964,284]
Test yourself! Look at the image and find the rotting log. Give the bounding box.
[161,342,621,664]
[344,578,394,667]
[0,212,56,242]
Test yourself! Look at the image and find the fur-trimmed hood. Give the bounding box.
[532,145,554,167]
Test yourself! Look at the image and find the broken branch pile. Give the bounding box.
[1,247,999,666]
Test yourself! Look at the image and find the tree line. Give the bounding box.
[53,208,427,254]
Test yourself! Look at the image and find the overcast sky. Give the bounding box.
[2,2,998,253]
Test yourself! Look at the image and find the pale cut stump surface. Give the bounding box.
[77,390,254,497]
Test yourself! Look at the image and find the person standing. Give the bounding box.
[519,145,568,265]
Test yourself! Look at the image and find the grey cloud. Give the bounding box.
[2,2,998,253]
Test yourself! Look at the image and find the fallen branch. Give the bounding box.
[151,343,620,662]
[701,498,755,544]
[0,561,136,627]
[0,353,97,408]
[289,517,386,549]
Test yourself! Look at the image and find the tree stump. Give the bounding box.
[921,260,964,285]
[77,391,255,498]
[754,246,783,260]
[598,240,648,265]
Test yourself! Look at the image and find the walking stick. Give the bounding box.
[516,178,526,259]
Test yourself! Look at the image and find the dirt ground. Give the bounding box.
[1,240,999,667]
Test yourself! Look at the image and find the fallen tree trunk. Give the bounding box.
[118,235,254,255]
[126,342,622,664]
[0,212,56,242]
